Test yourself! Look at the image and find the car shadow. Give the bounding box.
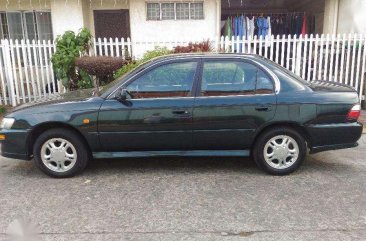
[2,154,357,178]
[82,154,356,177]
[85,156,260,175]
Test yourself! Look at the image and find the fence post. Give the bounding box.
[127,37,132,59]
[2,39,16,106]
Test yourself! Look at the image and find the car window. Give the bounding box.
[256,69,274,94]
[126,62,197,99]
[201,61,273,96]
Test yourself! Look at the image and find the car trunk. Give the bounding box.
[308,80,356,93]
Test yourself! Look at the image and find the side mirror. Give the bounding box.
[115,88,128,101]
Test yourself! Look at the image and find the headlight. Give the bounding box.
[0,118,15,129]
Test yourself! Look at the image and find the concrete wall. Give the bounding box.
[337,0,366,34]
[129,0,221,43]
[0,0,51,10]
[50,0,86,38]
[323,0,338,34]
[323,0,366,34]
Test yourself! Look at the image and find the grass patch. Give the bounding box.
[0,106,5,115]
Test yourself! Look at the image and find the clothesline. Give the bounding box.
[224,12,306,15]
[222,11,315,40]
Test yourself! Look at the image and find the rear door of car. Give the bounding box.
[98,59,199,152]
[191,57,277,150]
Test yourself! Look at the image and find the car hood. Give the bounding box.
[10,89,102,114]
[309,80,356,92]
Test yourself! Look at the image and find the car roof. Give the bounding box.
[148,53,264,62]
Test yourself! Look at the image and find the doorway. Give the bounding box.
[94,9,130,39]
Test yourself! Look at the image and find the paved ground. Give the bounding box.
[0,136,366,241]
[360,110,366,133]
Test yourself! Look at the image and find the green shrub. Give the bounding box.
[0,106,5,115]
[173,40,211,53]
[141,46,172,62]
[114,47,172,79]
[113,61,139,79]
[76,56,127,87]
[77,70,94,89]
[51,28,92,90]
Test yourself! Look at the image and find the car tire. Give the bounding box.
[253,127,307,175]
[33,128,90,178]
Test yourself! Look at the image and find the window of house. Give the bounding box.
[126,62,197,99]
[201,61,273,96]
[146,3,160,20]
[0,13,9,39]
[176,3,189,20]
[24,12,37,41]
[190,3,204,20]
[35,12,53,41]
[146,2,204,21]
[161,3,175,20]
[0,11,53,41]
[7,12,24,40]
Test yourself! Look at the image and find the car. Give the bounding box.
[0,54,363,178]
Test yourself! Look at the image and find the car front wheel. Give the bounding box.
[253,127,307,175]
[33,128,90,178]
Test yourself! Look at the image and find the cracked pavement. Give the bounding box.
[0,135,366,240]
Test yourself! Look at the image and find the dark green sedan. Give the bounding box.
[0,54,363,178]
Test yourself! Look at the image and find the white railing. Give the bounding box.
[0,39,59,106]
[218,34,366,100]
[1,34,366,107]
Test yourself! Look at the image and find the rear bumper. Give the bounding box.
[310,142,358,154]
[306,122,363,153]
[0,129,32,161]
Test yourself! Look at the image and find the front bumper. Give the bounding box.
[306,122,363,153]
[0,129,32,160]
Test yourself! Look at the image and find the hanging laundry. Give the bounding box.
[301,13,307,36]
[223,12,313,39]
[256,16,269,39]
[271,16,285,36]
[225,17,233,39]
[242,15,247,39]
[247,16,255,39]
[293,14,303,36]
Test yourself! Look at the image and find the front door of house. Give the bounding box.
[94,10,130,39]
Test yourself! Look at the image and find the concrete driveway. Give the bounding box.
[0,136,366,241]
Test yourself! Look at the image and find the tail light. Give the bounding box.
[347,104,361,121]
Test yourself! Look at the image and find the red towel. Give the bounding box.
[301,14,307,36]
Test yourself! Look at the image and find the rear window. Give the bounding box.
[201,61,274,96]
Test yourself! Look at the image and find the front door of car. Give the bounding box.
[192,59,277,150]
[98,60,199,152]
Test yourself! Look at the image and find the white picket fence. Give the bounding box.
[218,33,366,99]
[1,34,366,107]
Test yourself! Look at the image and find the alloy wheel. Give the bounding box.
[263,135,299,170]
[40,138,77,173]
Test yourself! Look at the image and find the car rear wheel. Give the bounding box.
[253,127,306,175]
[33,128,90,178]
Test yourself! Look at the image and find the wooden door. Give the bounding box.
[94,10,130,39]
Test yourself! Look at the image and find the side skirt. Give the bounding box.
[93,150,251,159]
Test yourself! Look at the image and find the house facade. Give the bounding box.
[0,0,220,42]
[0,0,365,44]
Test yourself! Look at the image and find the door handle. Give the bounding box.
[255,105,272,112]
[172,109,190,115]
